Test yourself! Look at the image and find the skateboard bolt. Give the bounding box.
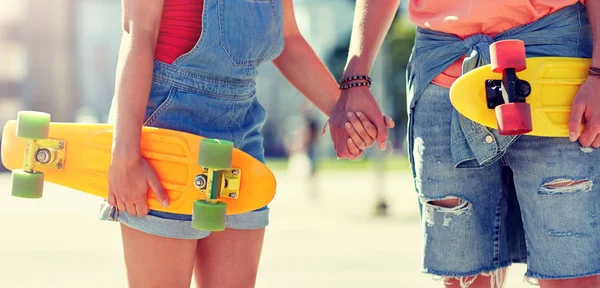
[229,193,237,198]
[58,142,64,149]
[232,169,239,176]
[36,149,52,164]
[195,175,207,189]
[517,80,531,96]
[56,162,63,169]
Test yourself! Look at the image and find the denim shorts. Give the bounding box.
[99,62,270,239]
[410,83,600,280]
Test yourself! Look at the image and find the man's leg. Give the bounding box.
[410,84,519,287]
[506,136,600,287]
[443,268,507,288]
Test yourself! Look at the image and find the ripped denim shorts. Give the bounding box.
[410,83,600,283]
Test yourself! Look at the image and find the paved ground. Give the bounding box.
[0,162,533,288]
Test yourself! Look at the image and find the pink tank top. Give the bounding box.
[154,0,204,64]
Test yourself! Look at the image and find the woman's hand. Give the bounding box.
[329,87,391,160]
[108,152,169,217]
[345,112,395,156]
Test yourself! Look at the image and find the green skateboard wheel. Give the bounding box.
[192,200,227,231]
[198,139,233,169]
[11,169,44,198]
[16,111,50,140]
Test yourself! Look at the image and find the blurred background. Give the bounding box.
[0,0,416,162]
[0,0,532,287]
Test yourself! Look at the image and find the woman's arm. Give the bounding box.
[272,0,340,116]
[108,0,169,216]
[342,0,401,78]
[112,0,164,160]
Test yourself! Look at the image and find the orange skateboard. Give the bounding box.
[1,111,276,231]
[450,39,590,136]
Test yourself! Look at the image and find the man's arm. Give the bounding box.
[329,0,401,159]
[568,0,600,147]
[588,0,600,67]
[343,0,402,77]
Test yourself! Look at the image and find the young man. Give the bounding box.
[330,0,600,287]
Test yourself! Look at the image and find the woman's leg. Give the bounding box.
[120,224,198,288]
[194,228,266,288]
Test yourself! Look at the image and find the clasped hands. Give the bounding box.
[327,86,395,160]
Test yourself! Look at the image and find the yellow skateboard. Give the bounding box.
[1,111,277,231]
[449,39,590,136]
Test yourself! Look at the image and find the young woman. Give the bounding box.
[99,0,394,287]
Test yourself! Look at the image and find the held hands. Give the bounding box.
[329,86,394,160]
[108,152,170,217]
[568,76,600,148]
[345,112,395,156]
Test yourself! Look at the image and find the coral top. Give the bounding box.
[408,0,584,87]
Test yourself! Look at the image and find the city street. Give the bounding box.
[0,166,532,288]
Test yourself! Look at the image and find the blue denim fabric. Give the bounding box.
[407,2,592,169]
[99,0,284,239]
[413,84,600,280]
[407,2,600,280]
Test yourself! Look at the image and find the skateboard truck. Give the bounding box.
[11,111,57,199]
[485,72,531,109]
[191,138,237,232]
[194,167,241,200]
[25,139,66,171]
[487,40,533,135]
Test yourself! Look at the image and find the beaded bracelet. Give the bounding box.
[339,75,372,85]
[339,75,372,90]
[339,81,371,90]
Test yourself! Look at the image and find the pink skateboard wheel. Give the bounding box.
[490,40,526,73]
[495,102,532,135]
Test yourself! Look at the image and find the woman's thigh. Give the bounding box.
[194,228,266,288]
[120,224,198,288]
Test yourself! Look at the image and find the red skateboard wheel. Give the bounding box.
[495,102,532,135]
[490,40,526,73]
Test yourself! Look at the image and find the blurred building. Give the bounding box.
[0,0,79,122]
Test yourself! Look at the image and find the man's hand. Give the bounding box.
[329,86,389,159]
[568,76,600,147]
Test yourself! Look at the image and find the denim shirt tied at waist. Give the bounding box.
[406,2,592,169]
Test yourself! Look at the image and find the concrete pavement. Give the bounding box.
[0,166,532,288]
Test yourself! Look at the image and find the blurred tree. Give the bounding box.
[384,16,416,151]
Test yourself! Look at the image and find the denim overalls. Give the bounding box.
[407,2,600,281]
[100,0,284,239]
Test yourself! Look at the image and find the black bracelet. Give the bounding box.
[339,81,371,90]
[589,67,600,78]
[339,75,372,85]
